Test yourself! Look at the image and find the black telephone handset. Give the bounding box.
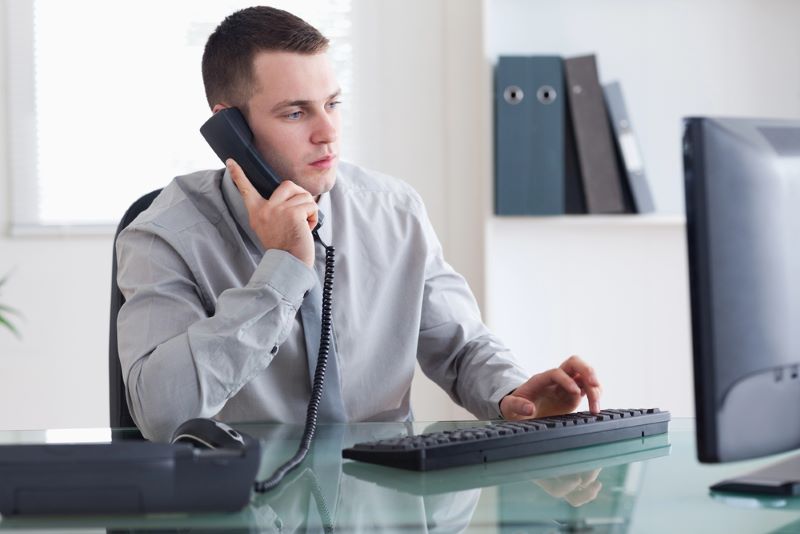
[200,107,283,199]
[200,107,324,227]
[198,107,334,493]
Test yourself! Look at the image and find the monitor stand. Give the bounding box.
[711,454,800,496]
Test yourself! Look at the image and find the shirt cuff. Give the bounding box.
[488,380,526,420]
[248,249,317,306]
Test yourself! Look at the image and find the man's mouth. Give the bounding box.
[309,154,336,169]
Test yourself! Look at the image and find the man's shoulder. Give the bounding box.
[127,169,227,232]
[335,161,424,213]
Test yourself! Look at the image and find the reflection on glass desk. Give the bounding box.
[342,429,670,495]
[1,419,800,533]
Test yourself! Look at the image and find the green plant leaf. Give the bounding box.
[0,303,20,315]
[0,271,20,338]
[0,314,20,338]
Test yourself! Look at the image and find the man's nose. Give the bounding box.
[311,111,338,145]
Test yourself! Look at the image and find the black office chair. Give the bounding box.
[109,189,163,429]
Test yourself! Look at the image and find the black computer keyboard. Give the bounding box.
[342,408,670,471]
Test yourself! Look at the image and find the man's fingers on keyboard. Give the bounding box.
[502,395,536,420]
[575,374,602,413]
[548,368,582,396]
[517,368,580,401]
[578,383,601,413]
[560,355,600,387]
[577,389,602,414]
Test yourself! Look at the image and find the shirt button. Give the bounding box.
[270,346,278,355]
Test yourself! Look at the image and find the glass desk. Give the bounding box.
[1,418,799,533]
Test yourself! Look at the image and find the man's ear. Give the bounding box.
[211,103,231,114]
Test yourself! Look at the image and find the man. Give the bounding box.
[116,6,601,442]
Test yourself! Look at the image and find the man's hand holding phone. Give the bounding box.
[227,158,318,267]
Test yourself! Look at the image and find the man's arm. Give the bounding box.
[118,160,321,442]
[412,196,602,421]
[412,197,529,420]
[116,226,316,442]
[416,266,530,419]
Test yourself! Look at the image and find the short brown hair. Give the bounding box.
[202,6,329,109]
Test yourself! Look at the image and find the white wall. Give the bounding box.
[0,239,111,429]
[349,0,488,306]
[486,217,693,415]
[483,0,800,417]
[0,1,109,429]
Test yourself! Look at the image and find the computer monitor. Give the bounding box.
[684,116,800,494]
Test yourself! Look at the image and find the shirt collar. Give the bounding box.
[220,168,335,252]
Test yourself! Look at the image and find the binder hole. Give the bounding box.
[536,85,557,105]
[503,85,524,105]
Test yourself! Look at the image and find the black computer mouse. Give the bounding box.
[170,418,249,450]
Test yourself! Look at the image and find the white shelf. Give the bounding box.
[491,214,686,226]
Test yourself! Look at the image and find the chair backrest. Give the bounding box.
[109,189,163,428]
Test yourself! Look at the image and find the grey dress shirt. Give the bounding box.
[116,161,529,441]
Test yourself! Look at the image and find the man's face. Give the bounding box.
[239,51,341,197]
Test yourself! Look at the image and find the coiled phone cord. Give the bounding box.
[254,230,335,493]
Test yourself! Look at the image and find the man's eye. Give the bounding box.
[286,110,303,120]
[327,100,342,110]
